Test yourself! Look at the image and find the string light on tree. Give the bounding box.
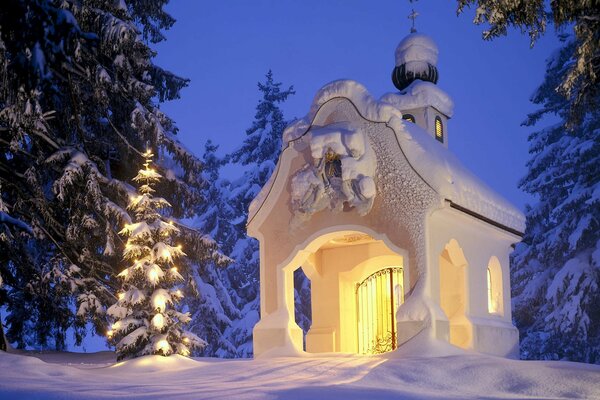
[107,150,205,360]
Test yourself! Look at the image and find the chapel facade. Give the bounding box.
[247,31,523,357]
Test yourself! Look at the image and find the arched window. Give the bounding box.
[486,257,503,315]
[403,114,415,123]
[487,268,494,314]
[435,116,444,143]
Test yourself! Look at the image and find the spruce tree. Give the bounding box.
[0,1,218,349]
[107,150,203,360]
[185,141,239,357]
[223,70,296,356]
[457,0,599,123]
[512,39,600,363]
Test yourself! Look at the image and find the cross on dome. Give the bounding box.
[408,9,419,33]
[391,3,439,92]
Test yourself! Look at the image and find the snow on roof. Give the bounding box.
[253,80,524,233]
[397,121,525,232]
[381,80,454,117]
[395,33,438,66]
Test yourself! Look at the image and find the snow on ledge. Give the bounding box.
[397,121,525,232]
[381,81,454,117]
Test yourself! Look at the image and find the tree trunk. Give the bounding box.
[0,313,6,351]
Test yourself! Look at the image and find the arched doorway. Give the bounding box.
[286,228,409,354]
[356,267,404,354]
[439,239,472,349]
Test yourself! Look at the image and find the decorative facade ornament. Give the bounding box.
[290,122,377,224]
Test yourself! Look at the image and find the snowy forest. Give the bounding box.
[0,0,598,368]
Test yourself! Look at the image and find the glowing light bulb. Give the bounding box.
[170,266,178,273]
[182,337,189,344]
[118,292,125,300]
[152,313,165,329]
[156,339,170,353]
[176,289,182,297]
[149,268,159,283]
[179,348,190,357]
[153,294,166,312]
[107,329,113,337]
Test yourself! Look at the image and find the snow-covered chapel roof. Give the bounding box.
[256,80,525,233]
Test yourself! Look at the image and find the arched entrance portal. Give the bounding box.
[357,267,404,354]
[296,229,409,354]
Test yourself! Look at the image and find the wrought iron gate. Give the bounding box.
[356,267,403,354]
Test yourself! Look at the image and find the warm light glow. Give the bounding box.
[183,337,190,344]
[152,313,165,329]
[176,244,182,250]
[435,116,444,143]
[179,347,190,357]
[487,268,495,313]
[176,290,182,297]
[156,339,170,353]
[170,266,178,273]
[118,292,125,300]
[153,294,166,312]
[117,268,128,277]
[149,268,159,283]
[357,267,404,354]
[107,329,113,337]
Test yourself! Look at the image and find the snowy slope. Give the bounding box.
[1,337,599,400]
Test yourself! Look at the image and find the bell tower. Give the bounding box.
[387,7,452,147]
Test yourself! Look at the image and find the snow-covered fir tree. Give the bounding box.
[107,150,204,360]
[185,141,239,357]
[0,0,221,350]
[293,268,312,347]
[457,0,599,123]
[222,71,297,356]
[511,39,600,364]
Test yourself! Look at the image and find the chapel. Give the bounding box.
[247,28,524,357]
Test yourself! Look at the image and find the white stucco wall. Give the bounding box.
[427,205,520,357]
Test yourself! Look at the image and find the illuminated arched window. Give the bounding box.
[435,116,444,143]
[487,268,493,314]
[403,114,415,123]
[487,257,503,315]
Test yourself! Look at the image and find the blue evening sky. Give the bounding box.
[153,0,561,211]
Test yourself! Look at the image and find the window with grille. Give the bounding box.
[435,116,444,143]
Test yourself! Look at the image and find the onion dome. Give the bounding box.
[392,33,439,91]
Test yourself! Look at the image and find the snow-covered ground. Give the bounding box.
[1,336,599,400]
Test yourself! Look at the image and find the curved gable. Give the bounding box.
[248,80,524,234]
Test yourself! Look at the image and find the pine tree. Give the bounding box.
[107,150,203,360]
[0,1,217,349]
[223,70,296,356]
[185,141,239,357]
[457,0,599,124]
[511,39,600,363]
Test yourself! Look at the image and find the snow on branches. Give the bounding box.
[107,150,204,360]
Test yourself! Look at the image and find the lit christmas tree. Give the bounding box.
[107,150,204,360]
